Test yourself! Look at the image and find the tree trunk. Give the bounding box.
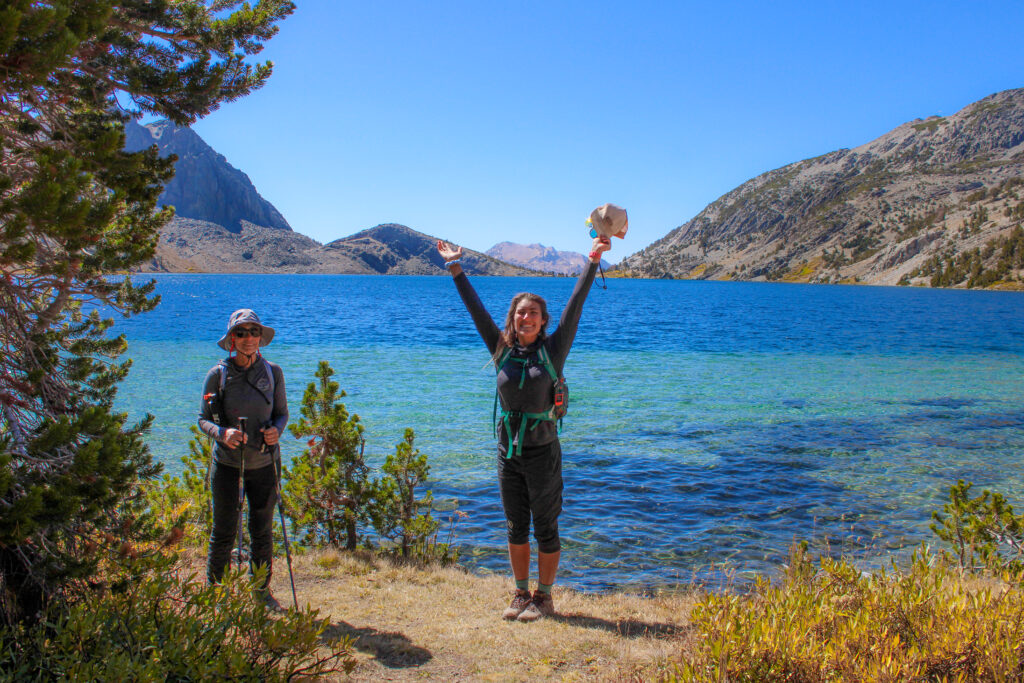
[346,519,357,551]
[0,546,45,625]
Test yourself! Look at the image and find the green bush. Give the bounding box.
[931,479,1024,574]
[371,428,453,563]
[286,361,371,550]
[0,555,354,681]
[143,426,213,547]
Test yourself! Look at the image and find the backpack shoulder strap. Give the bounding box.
[494,346,513,374]
[536,345,559,381]
[263,358,275,395]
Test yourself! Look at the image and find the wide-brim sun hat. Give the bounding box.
[588,203,629,239]
[217,308,275,350]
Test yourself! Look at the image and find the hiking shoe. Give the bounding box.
[517,591,555,622]
[262,592,283,612]
[254,586,283,612]
[502,589,533,620]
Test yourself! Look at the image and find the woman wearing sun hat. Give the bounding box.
[198,309,288,601]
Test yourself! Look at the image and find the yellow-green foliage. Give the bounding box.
[0,556,354,681]
[781,256,823,282]
[676,544,1024,681]
[142,426,213,547]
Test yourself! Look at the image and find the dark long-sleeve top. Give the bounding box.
[453,262,598,452]
[197,357,288,469]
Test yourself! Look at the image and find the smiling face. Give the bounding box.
[512,298,547,346]
[231,325,262,358]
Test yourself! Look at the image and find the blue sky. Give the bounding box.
[190,1,1024,260]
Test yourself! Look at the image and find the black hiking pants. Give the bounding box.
[207,460,277,586]
[498,440,563,553]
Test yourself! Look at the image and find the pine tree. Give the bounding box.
[285,361,370,550]
[372,429,439,559]
[0,1,294,622]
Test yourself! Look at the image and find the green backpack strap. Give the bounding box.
[536,345,559,382]
[492,347,514,438]
[491,345,562,457]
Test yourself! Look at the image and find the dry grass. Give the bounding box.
[264,549,698,681]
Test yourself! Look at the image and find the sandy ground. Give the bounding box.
[263,550,697,681]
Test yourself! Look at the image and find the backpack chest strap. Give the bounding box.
[498,408,558,458]
[492,345,563,457]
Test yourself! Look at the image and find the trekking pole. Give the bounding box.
[236,416,248,572]
[271,443,298,608]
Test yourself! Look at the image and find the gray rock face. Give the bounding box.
[485,242,607,274]
[125,120,291,233]
[617,88,1024,287]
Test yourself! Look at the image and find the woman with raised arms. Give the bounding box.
[436,233,611,622]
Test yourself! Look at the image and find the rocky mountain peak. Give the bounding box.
[486,241,606,274]
[125,119,291,233]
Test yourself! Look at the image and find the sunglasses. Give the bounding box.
[232,327,262,338]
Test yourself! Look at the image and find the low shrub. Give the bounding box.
[0,554,355,681]
[286,361,371,550]
[931,479,1024,574]
[676,483,1024,681]
[676,547,1024,681]
[143,425,213,547]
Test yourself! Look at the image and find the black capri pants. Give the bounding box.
[497,440,563,553]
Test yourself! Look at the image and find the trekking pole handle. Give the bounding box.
[237,417,248,452]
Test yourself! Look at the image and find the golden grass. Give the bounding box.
[265,549,698,681]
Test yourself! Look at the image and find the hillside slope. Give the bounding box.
[141,221,537,275]
[617,88,1024,287]
[325,224,537,276]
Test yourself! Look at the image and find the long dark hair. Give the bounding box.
[493,292,549,364]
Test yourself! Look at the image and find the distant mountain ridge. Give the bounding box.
[125,120,291,232]
[485,242,609,274]
[617,88,1024,287]
[127,121,537,275]
[324,224,534,275]
[140,220,536,275]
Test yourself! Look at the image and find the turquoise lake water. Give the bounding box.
[113,274,1024,590]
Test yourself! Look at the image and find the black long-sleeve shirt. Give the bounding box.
[453,262,598,451]
[197,357,288,469]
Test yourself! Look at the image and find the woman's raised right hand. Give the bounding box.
[436,240,463,262]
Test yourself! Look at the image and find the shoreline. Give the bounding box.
[127,269,1024,290]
